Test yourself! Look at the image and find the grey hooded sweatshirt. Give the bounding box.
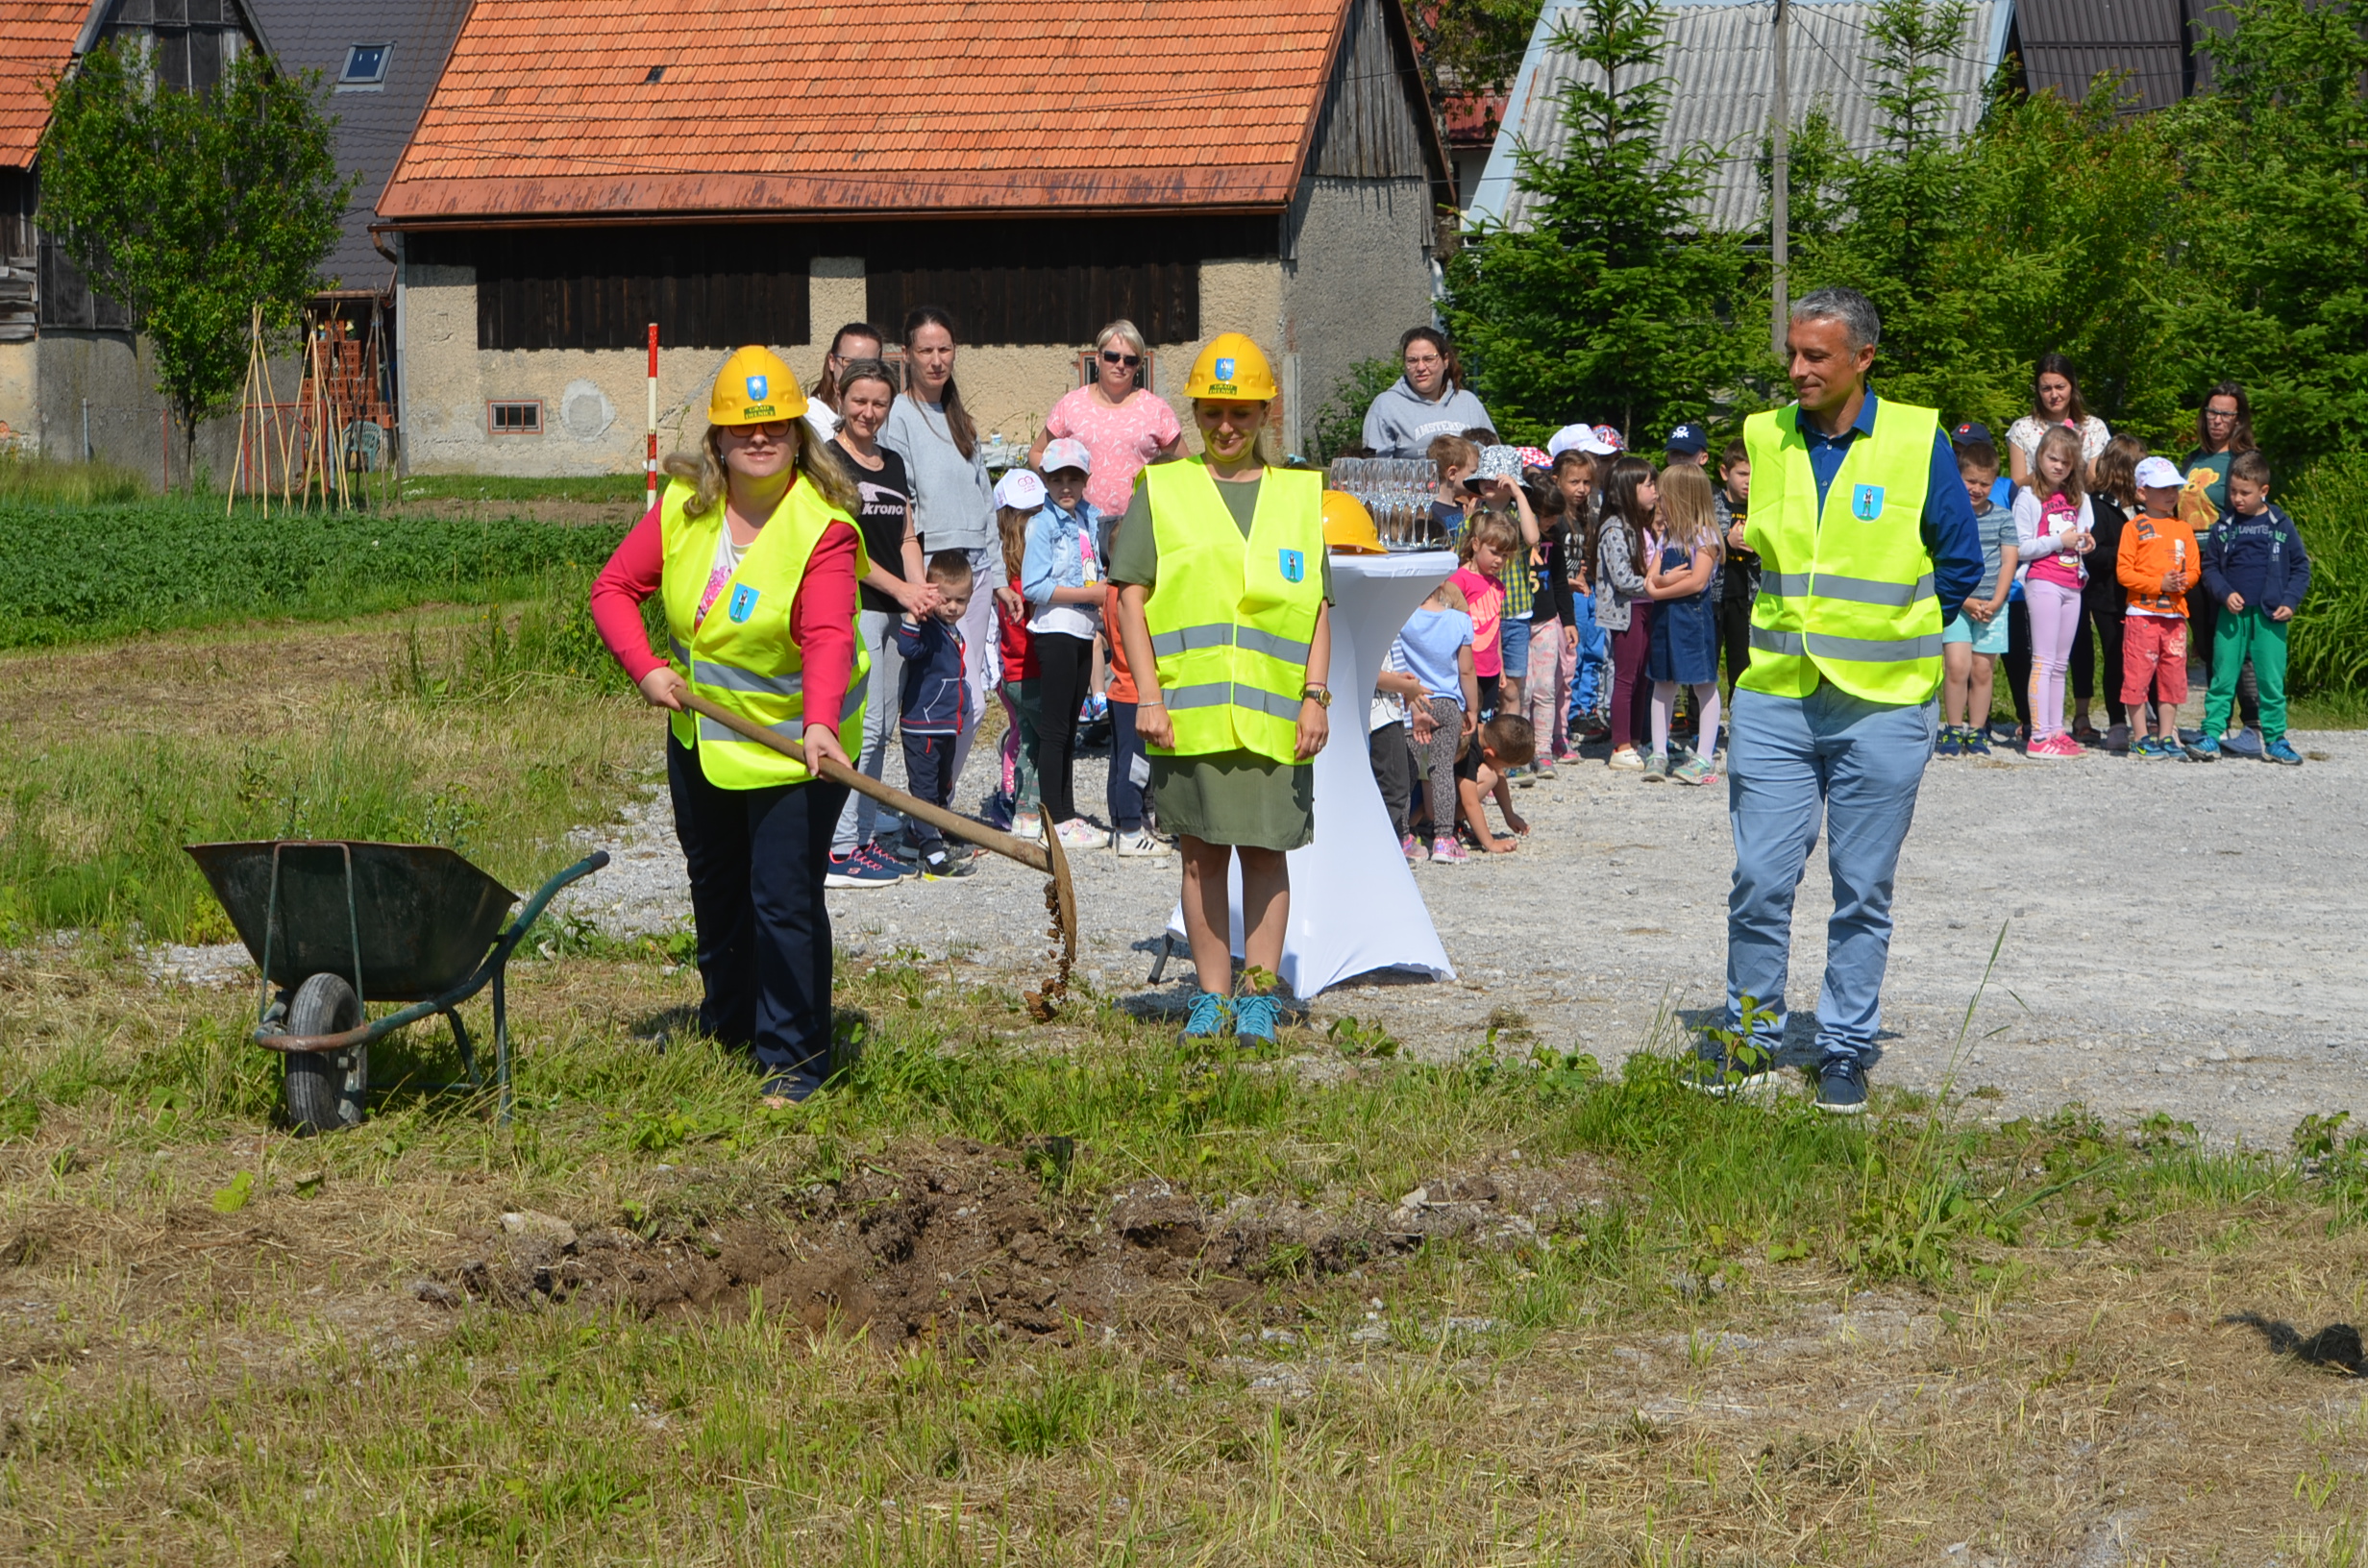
[1361,377,1495,458]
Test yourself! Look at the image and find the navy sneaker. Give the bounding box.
[1233,993,1284,1044]
[2131,735,2164,760]
[1180,992,1232,1041]
[2223,727,2264,759]
[1963,726,1993,757]
[2266,736,2304,766]
[826,848,903,888]
[1815,1058,1869,1115]
[1685,1036,1777,1096]
[1934,726,1962,758]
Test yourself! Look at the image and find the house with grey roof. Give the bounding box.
[1466,0,2222,236]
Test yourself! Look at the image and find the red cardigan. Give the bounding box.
[590,493,859,734]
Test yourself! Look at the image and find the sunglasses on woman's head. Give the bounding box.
[1100,351,1142,368]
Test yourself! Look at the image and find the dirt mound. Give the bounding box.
[431,1139,1610,1338]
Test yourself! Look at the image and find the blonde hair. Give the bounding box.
[996,505,1033,585]
[1457,508,1521,565]
[1656,462,1723,557]
[663,418,861,520]
[1095,319,1147,358]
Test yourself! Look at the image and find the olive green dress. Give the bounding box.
[1108,470,1332,851]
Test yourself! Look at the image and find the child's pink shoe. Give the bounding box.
[1430,837,1468,864]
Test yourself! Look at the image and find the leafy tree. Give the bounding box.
[2157,0,2368,469]
[37,43,350,485]
[1312,355,1403,462]
[1443,0,1745,445]
[1412,0,1548,138]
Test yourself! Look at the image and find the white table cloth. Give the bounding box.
[1166,550,1459,996]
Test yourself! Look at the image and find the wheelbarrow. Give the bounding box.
[184,840,608,1134]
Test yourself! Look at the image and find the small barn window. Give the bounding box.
[339,44,391,87]
[488,401,542,435]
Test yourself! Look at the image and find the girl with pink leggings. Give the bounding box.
[2011,425,2097,758]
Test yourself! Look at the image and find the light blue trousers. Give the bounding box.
[1724,682,1935,1066]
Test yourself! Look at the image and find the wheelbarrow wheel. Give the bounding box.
[283,973,367,1136]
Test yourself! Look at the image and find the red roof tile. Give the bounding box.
[378,0,1359,222]
[0,2,88,169]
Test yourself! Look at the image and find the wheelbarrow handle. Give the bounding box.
[502,850,611,948]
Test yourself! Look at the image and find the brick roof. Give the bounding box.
[378,0,1364,223]
[0,2,89,169]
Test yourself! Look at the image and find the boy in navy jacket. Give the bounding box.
[898,551,976,876]
[2197,450,2311,766]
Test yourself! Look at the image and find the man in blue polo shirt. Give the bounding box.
[1691,287,1985,1114]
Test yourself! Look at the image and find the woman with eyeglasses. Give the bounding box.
[1031,320,1185,854]
[590,347,868,1106]
[2181,380,2263,747]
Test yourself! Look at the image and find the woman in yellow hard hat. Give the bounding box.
[590,346,870,1105]
[1110,332,1334,1044]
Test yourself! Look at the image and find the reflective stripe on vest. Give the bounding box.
[1138,459,1325,763]
[1739,401,1943,705]
[657,476,872,789]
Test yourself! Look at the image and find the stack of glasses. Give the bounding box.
[1326,456,1449,551]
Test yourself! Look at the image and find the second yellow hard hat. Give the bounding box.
[1321,489,1385,554]
[707,346,806,426]
[1184,332,1277,401]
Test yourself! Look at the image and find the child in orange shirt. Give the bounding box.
[2117,455,2203,760]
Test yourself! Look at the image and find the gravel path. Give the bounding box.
[556,723,2368,1148]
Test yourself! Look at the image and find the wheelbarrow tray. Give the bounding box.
[185,841,520,1003]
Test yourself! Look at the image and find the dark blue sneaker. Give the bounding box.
[1685,1036,1777,1096]
[826,847,903,888]
[2266,736,2304,766]
[2223,727,2264,759]
[1934,726,1962,758]
[1180,992,1233,1041]
[1233,993,1283,1044]
[1963,726,1993,757]
[1815,1058,1869,1115]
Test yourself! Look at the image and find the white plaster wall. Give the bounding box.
[32,331,250,485]
[0,341,35,446]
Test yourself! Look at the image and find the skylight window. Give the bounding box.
[338,44,390,88]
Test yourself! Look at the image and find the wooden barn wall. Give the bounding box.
[1306,0,1429,181]
[414,215,1279,352]
[857,216,1273,346]
[414,228,815,352]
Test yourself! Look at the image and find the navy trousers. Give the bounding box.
[668,735,847,1097]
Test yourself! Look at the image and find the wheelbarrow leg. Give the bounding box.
[443,1008,481,1091]
[492,966,511,1127]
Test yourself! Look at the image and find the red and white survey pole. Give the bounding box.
[645,323,659,510]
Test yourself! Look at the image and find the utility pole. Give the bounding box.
[1770,0,1791,366]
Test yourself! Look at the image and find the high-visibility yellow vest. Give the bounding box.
[1740,400,1944,704]
[659,475,870,788]
[1140,458,1325,762]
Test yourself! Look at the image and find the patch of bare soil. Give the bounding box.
[429,1139,1613,1337]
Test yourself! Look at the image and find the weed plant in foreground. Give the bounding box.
[4,939,2367,1563]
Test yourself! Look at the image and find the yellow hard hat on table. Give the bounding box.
[1321,489,1385,553]
[707,346,806,425]
[1185,332,1277,401]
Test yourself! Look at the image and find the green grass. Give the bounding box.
[0,450,149,505]
[395,472,653,504]
[0,496,629,649]
[2285,454,2368,698]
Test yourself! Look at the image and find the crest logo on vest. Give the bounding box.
[728,584,760,623]
[1278,549,1305,583]
[1852,483,1886,521]
[746,375,769,401]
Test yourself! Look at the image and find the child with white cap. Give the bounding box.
[1021,437,1111,848]
[2117,454,2206,760]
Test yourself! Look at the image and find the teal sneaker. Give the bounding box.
[1181,992,1233,1041]
[2266,736,2304,766]
[1233,993,1283,1044]
[2185,734,2221,761]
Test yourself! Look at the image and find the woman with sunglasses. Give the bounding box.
[590,346,868,1106]
[1030,320,1183,517]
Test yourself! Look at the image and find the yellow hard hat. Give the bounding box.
[1185,332,1277,401]
[707,346,806,426]
[1321,489,1385,554]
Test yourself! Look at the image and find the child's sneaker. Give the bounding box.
[2223,726,2264,759]
[1055,818,1110,850]
[2131,734,2165,760]
[921,845,975,880]
[1180,992,1232,1041]
[1934,726,1962,758]
[982,789,1015,831]
[1233,992,1283,1044]
[1641,751,1670,781]
[2265,736,2304,766]
[1114,827,1172,857]
[2184,734,2221,761]
[2106,723,2132,754]
[1531,756,1557,779]
[1399,833,1422,864]
[1010,809,1043,843]
[826,847,903,888]
[1671,752,1716,786]
[1430,836,1468,864]
[1962,726,1993,757]
[1606,746,1644,771]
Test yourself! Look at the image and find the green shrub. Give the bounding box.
[2284,455,2368,697]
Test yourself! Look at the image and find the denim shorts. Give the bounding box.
[1498,613,1533,677]
[1942,611,2010,655]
